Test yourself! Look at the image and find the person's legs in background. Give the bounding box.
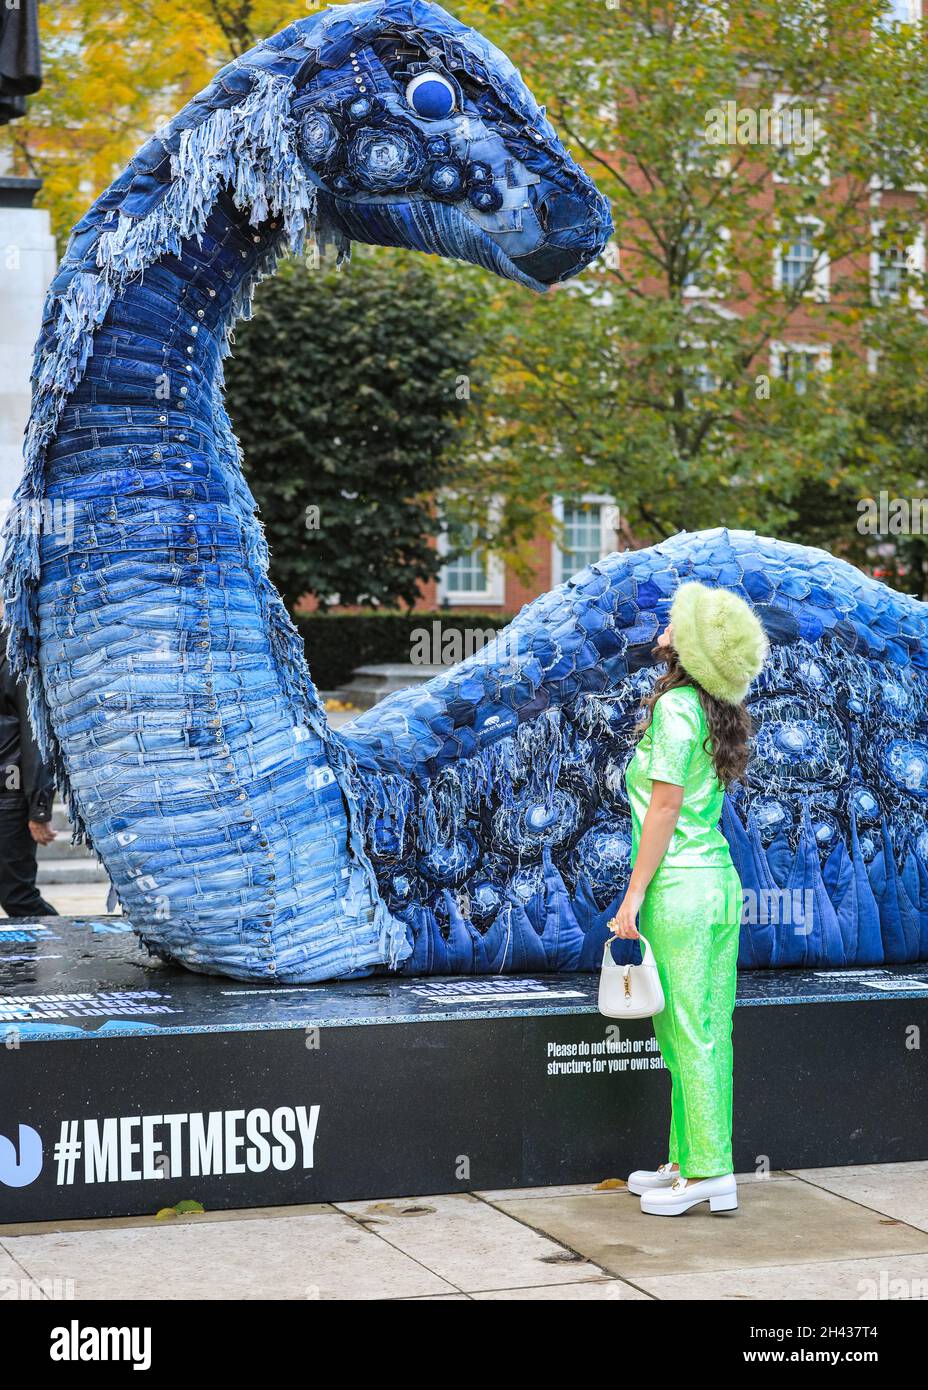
[0,794,58,916]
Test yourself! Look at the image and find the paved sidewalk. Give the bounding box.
[2,1163,926,1300]
[2,880,112,918]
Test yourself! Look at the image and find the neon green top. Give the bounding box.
[625,685,732,869]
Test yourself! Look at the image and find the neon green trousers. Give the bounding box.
[639,863,743,1178]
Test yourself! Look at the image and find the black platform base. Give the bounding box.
[1,918,927,1224]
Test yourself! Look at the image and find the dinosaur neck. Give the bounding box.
[33,176,404,982]
[171,189,288,322]
[59,191,287,443]
[38,181,337,837]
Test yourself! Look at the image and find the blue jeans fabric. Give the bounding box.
[31,189,402,983]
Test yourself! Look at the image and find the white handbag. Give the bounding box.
[598,934,665,1019]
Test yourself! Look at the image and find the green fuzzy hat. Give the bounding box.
[669,582,769,705]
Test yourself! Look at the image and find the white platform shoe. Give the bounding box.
[626,1162,677,1196]
[639,1173,738,1216]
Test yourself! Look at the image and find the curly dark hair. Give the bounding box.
[635,645,753,788]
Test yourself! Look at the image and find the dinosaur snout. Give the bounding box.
[513,185,614,286]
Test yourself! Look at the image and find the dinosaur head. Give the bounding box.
[291,1,613,290]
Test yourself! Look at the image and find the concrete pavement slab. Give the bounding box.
[336,1192,604,1294]
[2,1210,457,1300]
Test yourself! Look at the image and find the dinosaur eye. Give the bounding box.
[405,72,456,120]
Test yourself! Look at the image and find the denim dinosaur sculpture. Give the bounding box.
[345,528,928,975]
[3,3,927,983]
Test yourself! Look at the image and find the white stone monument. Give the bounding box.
[0,174,56,509]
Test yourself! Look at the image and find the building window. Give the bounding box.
[771,93,828,185]
[781,350,818,395]
[871,225,925,306]
[876,0,921,28]
[775,220,829,299]
[692,365,718,395]
[437,518,505,606]
[443,529,487,593]
[771,342,831,394]
[685,359,719,396]
[870,111,926,191]
[552,496,620,585]
[680,333,722,400]
[779,225,816,287]
[777,1,829,39]
[563,503,606,571]
[682,224,730,297]
[879,244,909,300]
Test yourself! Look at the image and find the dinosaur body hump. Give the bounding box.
[341,529,928,974]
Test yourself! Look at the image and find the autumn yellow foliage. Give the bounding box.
[0,1,305,244]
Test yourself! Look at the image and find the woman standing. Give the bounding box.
[609,582,768,1217]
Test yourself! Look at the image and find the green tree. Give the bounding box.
[225,251,484,611]
[0,1,296,243]
[454,0,928,570]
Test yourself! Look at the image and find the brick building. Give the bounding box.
[412,0,926,618]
